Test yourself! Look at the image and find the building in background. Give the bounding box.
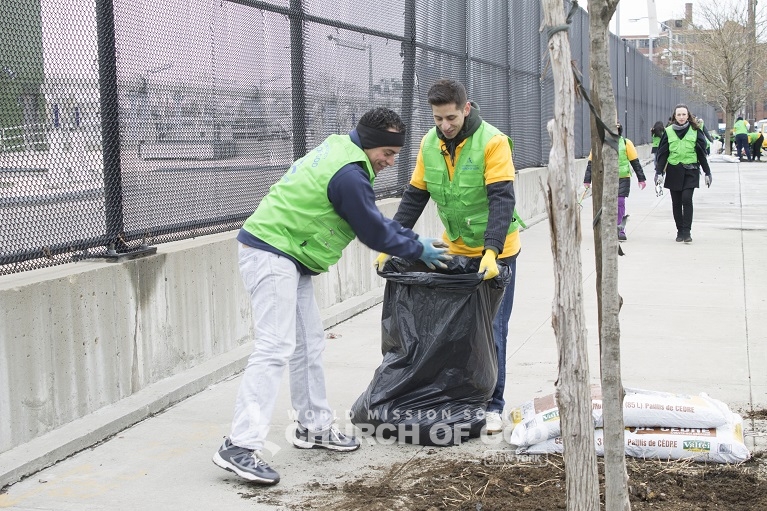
[625,2,767,126]
[623,3,695,86]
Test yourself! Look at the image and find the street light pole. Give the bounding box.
[629,17,673,73]
[327,35,373,106]
[649,33,653,66]
[660,21,673,74]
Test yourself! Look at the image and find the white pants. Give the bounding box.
[229,245,332,451]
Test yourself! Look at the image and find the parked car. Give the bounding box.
[759,123,767,148]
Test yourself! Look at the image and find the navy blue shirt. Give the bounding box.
[237,130,421,275]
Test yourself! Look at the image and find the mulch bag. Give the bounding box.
[517,412,750,464]
[509,386,732,447]
[350,256,511,446]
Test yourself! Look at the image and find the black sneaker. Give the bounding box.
[618,232,627,241]
[212,437,280,484]
[675,235,684,242]
[293,423,360,452]
[684,236,693,243]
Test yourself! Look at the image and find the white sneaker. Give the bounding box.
[485,411,504,434]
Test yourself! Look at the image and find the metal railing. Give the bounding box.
[0,0,716,274]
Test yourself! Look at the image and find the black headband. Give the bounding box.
[356,123,406,149]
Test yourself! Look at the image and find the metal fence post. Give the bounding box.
[95,0,126,252]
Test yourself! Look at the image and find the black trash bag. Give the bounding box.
[350,255,511,446]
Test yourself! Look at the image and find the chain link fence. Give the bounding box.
[0,0,715,274]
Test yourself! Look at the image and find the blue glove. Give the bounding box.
[418,237,452,269]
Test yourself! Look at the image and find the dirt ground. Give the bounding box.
[329,451,767,511]
[240,452,767,510]
[238,413,767,510]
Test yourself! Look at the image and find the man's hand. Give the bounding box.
[479,248,499,281]
[705,174,712,188]
[583,182,591,189]
[418,238,451,269]
[654,173,664,186]
[374,253,391,271]
[638,181,647,190]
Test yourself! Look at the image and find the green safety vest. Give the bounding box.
[699,120,710,149]
[734,120,749,135]
[652,135,661,148]
[421,122,521,248]
[665,126,698,165]
[618,137,631,178]
[241,135,372,273]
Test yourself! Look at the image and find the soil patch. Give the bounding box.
[315,452,767,510]
[744,409,767,420]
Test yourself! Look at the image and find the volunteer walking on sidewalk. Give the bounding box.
[583,122,647,241]
[213,107,451,485]
[375,79,521,434]
[733,116,751,161]
[655,104,712,244]
[651,121,664,159]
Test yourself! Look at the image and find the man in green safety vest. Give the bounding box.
[213,107,452,485]
[734,116,751,161]
[375,79,521,435]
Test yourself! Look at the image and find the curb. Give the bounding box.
[0,287,386,489]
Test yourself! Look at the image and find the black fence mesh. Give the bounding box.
[0,0,716,274]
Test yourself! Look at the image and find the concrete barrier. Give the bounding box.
[1,151,641,486]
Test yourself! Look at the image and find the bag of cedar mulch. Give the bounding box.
[508,386,602,447]
[517,412,750,464]
[621,412,750,464]
[606,388,731,429]
[508,387,732,447]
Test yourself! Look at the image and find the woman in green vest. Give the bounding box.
[651,121,665,159]
[583,123,647,241]
[697,117,714,155]
[655,104,713,243]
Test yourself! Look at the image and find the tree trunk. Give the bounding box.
[587,0,631,509]
[540,1,599,509]
[725,108,736,155]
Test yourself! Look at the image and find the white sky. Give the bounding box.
[587,0,759,37]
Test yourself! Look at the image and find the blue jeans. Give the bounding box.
[487,255,517,413]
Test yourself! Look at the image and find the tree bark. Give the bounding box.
[588,0,631,509]
[540,1,599,509]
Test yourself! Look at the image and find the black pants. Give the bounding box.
[735,133,752,160]
[670,188,695,236]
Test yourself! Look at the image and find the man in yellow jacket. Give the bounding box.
[376,79,521,434]
[748,129,763,162]
[583,123,647,241]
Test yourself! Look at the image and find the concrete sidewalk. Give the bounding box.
[1,159,765,510]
